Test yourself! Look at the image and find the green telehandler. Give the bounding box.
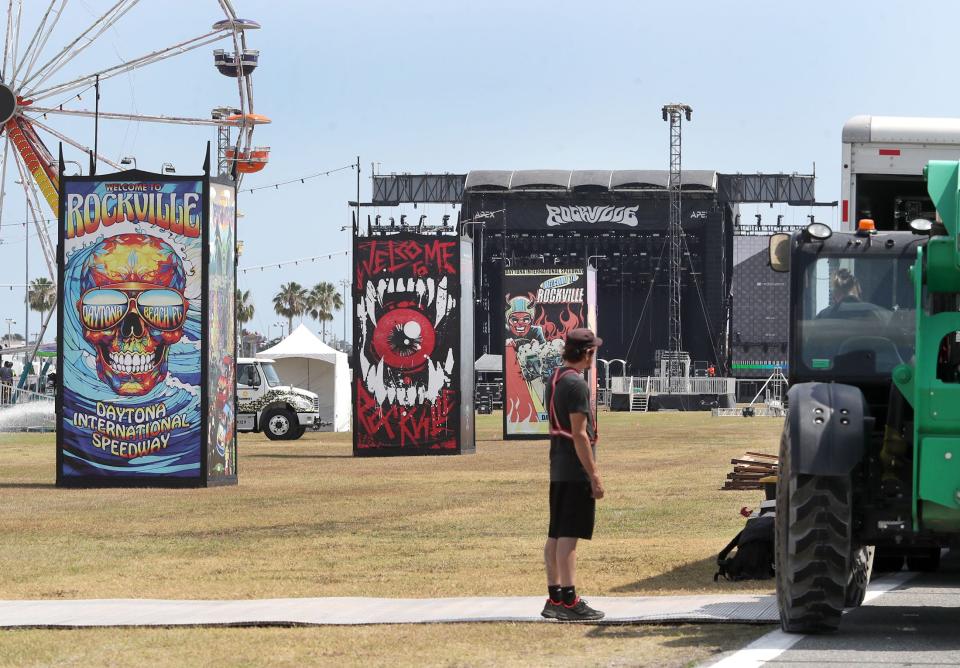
[771,159,960,633]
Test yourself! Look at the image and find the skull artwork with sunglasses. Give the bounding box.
[77,234,188,396]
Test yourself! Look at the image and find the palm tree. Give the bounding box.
[236,289,255,327]
[273,282,308,334]
[308,281,344,340]
[27,278,56,338]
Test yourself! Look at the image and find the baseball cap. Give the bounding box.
[566,328,602,348]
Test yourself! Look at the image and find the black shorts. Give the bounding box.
[548,481,595,540]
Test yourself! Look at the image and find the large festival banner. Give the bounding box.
[206,179,237,483]
[57,168,235,486]
[502,267,588,439]
[353,231,470,456]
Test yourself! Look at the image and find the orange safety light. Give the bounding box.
[857,218,876,232]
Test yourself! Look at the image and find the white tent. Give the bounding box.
[257,324,351,432]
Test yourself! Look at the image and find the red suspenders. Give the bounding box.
[548,367,598,444]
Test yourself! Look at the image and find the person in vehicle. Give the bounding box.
[816,268,889,321]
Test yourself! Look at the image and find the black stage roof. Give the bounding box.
[464,169,717,192]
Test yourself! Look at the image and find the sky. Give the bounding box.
[0,0,955,347]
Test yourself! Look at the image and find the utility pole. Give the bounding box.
[339,278,350,348]
[23,189,28,350]
[661,103,693,381]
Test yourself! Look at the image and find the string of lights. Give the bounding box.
[242,164,356,194]
[0,217,56,228]
[26,82,99,122]
[239,249,350,274]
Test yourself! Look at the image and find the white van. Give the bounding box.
[236,357,321,440]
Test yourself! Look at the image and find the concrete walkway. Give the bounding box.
[0,594,778,628]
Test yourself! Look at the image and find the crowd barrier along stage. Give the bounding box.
[352,231,474,456]
[56,164,238,487]
[502,265,597,440]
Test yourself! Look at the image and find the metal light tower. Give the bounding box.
[661,103,692,379]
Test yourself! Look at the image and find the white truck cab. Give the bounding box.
[236,357,321,440]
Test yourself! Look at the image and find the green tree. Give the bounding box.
[273,282,308,335]
[27,277,56,338]
[236,289,255,327]
[308,281,344,340]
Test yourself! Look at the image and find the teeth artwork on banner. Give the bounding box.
[503,267,588,439]
[352,232,465,455]
[59,178,203,481]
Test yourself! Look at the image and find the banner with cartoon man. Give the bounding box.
[502,268,587,439]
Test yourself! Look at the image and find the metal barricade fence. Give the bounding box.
[609,376,736,396]
[0,385,55,431]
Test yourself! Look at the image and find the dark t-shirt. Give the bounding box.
[547,367,596,481]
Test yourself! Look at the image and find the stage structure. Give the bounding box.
[370,169,821,409]
[57,160,238,487]
[352,225,475,456]
[462,169,732,411]
[729,225,803,400]
[502,265,596,438]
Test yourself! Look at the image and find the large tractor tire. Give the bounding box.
[845,546,874,608]
[776,426,853,633]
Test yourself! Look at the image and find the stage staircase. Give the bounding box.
[629,391,649,412]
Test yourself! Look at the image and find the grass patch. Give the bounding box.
[0,623,768,668]
[0,412,782,664]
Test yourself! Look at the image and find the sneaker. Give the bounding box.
[541,598,563,619]
[554,597,605,621]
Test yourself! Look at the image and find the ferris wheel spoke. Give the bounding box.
[29,116,121,170]
[19,0,138,92]
[8,0,22,83]
[25,28,230,102]
[27,105,231,127]
[13,0,68,88]
[227,26,249,157]
[239,28,256,116]
[2,0,15,82]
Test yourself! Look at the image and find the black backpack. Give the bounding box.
[714,514,775,582]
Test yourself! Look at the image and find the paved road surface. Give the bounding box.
[712,551,960,667]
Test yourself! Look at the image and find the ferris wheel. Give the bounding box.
[0,0,269,283]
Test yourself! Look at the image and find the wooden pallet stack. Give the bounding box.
[722,452,779,491]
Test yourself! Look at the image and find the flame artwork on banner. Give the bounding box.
[352,232,462,455]
[503,268,587,438]
[59,179,203,480]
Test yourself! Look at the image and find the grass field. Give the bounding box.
[0,411,784,666]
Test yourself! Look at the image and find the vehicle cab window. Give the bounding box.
[237,363,259,387]
[800,257,915,377]
[261,363,282,388]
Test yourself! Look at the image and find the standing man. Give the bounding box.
[542,328,605,621]
[0,361,13,403]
